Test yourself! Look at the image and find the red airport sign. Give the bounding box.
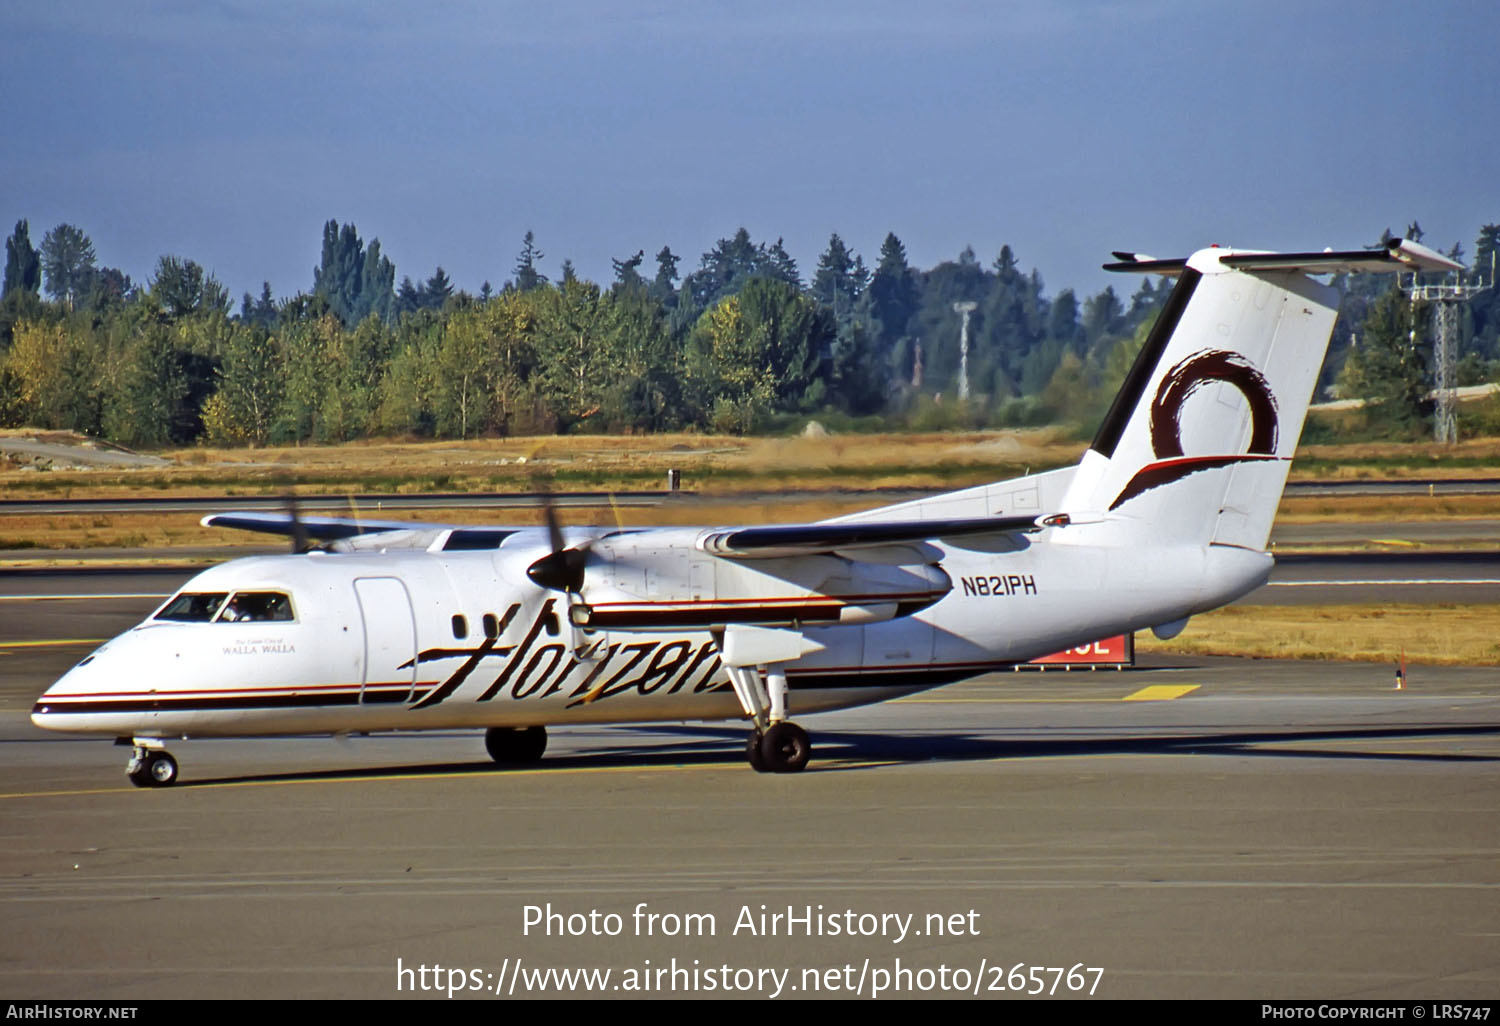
[1029,633,1134,667]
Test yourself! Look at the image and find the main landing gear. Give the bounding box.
[123,739,179,788]
[728,665,811,774]
[485,725,548,765]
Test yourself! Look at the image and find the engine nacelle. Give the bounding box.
[570,529,950,631]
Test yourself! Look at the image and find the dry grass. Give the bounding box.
[1275,493,1500,523]
[0,429,1082,499]
[1295,436,1500,477]
[3,428,1498,552]
[1136,604,1500,666]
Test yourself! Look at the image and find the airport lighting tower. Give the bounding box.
[1398,252,1492,444]
[953,301,977,401]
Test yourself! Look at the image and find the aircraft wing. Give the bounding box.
[700,514,1061,559]
[200,511,521,551]
[200,511,438,540]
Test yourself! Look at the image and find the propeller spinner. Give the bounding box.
[524,492,590,594]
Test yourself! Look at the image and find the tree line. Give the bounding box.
[1,217,1496,448]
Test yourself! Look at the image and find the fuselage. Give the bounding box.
[30,525,1272,741]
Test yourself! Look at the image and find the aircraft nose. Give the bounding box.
[30,648,105,728]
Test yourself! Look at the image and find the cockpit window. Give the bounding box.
[155,592,230,622]
[215,591,295,623]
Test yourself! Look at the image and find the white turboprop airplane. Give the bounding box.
[31,240,1462,786]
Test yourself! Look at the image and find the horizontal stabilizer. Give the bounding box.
[1222,238,1464,274]
[701,514,1059,559]
[1103,254,1189,275]
[1105,238,1464,276]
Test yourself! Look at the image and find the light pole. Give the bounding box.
[953,301,977,401]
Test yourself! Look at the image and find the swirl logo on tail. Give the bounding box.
[1110,349,1282,510]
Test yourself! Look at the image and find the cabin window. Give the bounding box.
[482,613,500,640]
[155,592,230,622]
[215,591,295,623]
[452,614,468,639]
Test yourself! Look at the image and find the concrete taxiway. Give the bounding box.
[1,561,1497,998]
[1,662,1496,1000]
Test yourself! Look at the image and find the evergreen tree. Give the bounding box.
[421,267,454,310]
[976,245,1044,397]
[866,232,919,361]
[811,233,869,321]
[1048,288,1082,352]
[684,228,761,308]
[314,220,357,321]
[150,256,230,319]
[239,283,278,330]
[1339,287,1431,429]
[514,231,548,292]
[396,276,422,317]
[1082,286,1124,347]
[827,317,884,414]
[313,220,395,326]
[83,267,135,311]
[3,220,41,297]
[1475,225,1500,279]
[652,246,680,306]
[356,239,395,322]
[611,250,645,291]
[40,224,96,306]
[762,238,801,288]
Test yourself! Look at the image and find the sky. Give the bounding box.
[2,1,1496,306]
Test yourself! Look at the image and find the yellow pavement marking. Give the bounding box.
[0,639,105,649]
[1122,684,1201,702]
[1371,538,1418,547]
[895,696,1125,704]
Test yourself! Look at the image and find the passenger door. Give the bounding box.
[354,577,417,705]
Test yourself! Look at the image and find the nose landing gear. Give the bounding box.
[125,741,179,788]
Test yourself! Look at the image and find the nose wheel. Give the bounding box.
[126,745,179,788]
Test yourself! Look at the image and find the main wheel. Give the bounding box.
[484,726,548,764]
[746,730,769,773]
[758,722,810,774]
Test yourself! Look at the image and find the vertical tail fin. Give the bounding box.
[1065,242,1463,549]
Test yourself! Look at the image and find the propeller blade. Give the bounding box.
[286,495,309,554]
[540,491,567,557]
